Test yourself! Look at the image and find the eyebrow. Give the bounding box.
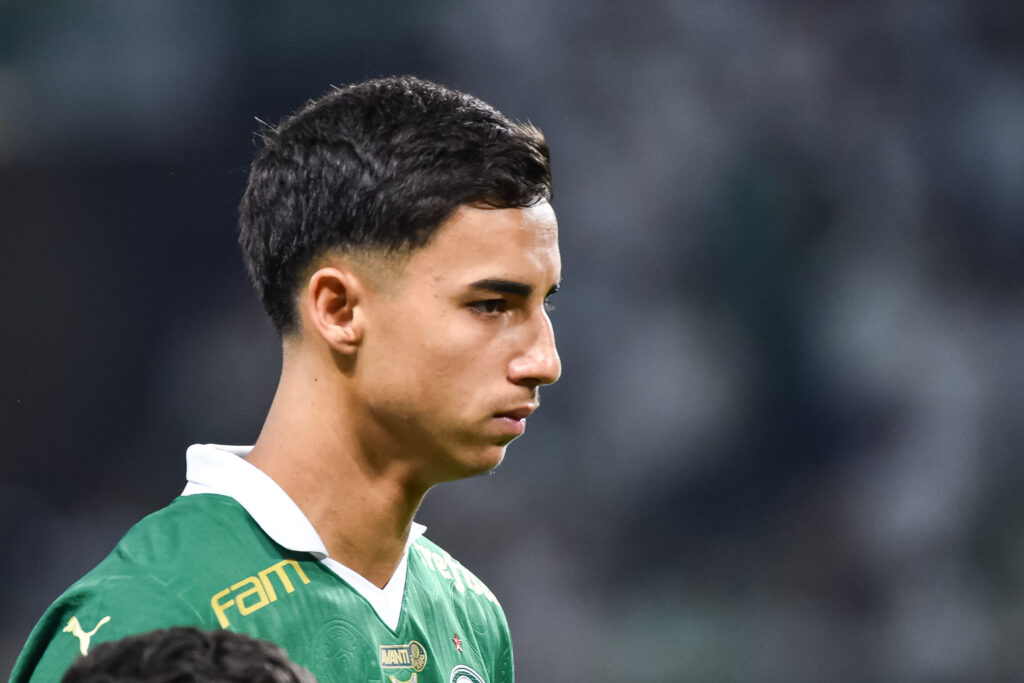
[469,278,561,298]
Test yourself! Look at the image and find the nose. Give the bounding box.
[508,312,561,388]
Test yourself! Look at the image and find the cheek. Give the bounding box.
[418,339,499,406]
[422,343,484,383]
[371,336,466,388]
[369,308,503,394]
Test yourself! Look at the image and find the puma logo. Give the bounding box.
[63,615,111,655]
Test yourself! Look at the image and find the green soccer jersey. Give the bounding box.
[11,446,513,683]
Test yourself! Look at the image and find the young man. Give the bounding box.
[12,76,560,683]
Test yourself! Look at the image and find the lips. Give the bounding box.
[494,404,537,421]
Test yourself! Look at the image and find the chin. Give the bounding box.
[439,445,507,482]
[468,445,508,475]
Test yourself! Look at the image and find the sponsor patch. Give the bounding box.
[380,641,428,672]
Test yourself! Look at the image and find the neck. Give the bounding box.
[246,347,428,589]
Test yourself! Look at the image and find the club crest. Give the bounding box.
[450,664,487,683]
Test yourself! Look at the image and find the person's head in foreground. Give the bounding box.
[60,627,317,683]
[240,75,562,485]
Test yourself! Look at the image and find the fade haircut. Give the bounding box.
[60,627,317,683]
[239,75,552,335]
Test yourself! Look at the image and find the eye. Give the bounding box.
[470,299,508,314]
[543,299,556,313]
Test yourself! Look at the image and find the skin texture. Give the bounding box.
[247,202,561,587]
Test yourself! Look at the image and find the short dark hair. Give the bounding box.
[239,75,552,334]
[60,627,317,683]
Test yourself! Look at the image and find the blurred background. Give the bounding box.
[2,1,1023,680]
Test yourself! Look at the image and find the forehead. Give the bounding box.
[401,202,561,286]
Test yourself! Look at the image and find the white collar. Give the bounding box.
[181,443,425,631]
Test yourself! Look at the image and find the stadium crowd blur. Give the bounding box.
[2,1,1022,680]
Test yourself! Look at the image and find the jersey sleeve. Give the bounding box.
[10,574,212,683]
[493,606,515,683]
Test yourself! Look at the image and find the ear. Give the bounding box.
[302,266,366,353]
